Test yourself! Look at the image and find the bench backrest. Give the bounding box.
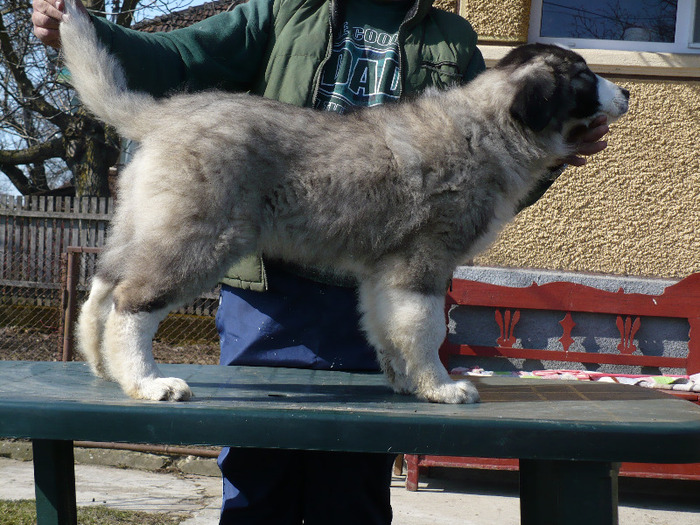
[440,273,700,374]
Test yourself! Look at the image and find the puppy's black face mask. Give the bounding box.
[498,44,607,132]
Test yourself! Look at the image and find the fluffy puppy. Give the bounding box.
[59,0,629,402]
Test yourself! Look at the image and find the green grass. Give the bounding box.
[0,500,184,525]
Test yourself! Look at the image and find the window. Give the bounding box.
[529,0,700,53]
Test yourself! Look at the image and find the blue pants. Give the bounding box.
[216,263,393,524]
[218,448,394,525]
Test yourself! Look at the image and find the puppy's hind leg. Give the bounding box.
[98,227,256,400]
[76,276,116,379]
[359,282,479,404]
[102,299,192,401]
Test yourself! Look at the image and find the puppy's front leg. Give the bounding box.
[360,283,479,404]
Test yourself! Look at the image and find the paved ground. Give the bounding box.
[1,456,699,524]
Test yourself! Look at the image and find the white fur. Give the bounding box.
[359,281,480,403]
[77,277,192,400]
[76,277,114,379]
[596,75,629,122]
[103,305,192,400]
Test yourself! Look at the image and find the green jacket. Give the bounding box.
[92,0,484,290]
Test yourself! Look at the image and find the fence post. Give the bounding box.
[61,250,80,362]
[58,252,67,359]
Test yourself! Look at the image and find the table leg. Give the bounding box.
[519,459,619,525]
[32,439,77,525]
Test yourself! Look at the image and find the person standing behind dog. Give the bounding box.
[33,0,610,523]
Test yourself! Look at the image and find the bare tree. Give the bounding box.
[0,0,199,196]
[565,0,677,42]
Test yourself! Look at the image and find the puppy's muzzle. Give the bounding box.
[596,75,630,121]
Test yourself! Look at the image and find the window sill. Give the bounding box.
[480,45,700,79]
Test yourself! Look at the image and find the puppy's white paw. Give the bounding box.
[130,377,193,401]
[419,380,480,404]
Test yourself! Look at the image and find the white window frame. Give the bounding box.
[528,0,700,54]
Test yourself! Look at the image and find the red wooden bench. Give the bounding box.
[404,270,700,490]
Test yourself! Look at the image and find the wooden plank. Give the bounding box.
[443,344,687,369]
[29,196,39,283]
[406,454,700,483]
[79,197,88,248]
[0,202,114,222]
[688,318,700,374]
[46,197,57,284]
[62,197,72,274]
[90,196,98,246]
[79,198,88,285]
[0,194,7,278]
[8,196,17,280]
[94,198,110,283]
[18,196,28,282]
[96,197,107,247]
[0,208,113,220]
[14,196,20,279]
[448,275,700,318]
[4,196,15,280]
[70,197,79,253]
[0,279,63,290]
[37,197,47,285]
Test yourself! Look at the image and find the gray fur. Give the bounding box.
[60,1,629,402]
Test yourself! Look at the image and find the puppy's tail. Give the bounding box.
[59,0,155,141]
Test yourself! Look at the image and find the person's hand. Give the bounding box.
[32,0,88,49]
[564,115,610,166]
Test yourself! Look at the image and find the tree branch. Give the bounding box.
[0,163,33,194]
[115,0,140,27]
[0,11,70,129]
[0,136,64,165]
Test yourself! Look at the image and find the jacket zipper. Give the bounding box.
[310,6,336,107]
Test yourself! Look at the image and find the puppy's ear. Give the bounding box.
[510,72,565,132]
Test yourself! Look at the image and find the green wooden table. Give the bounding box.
[1,361,699,525]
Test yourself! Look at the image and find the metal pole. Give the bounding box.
[62,250,79,362]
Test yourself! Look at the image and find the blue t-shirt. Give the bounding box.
[314,0,408,113]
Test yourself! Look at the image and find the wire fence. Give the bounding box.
[0,194,220,364]
[0,248,64,361]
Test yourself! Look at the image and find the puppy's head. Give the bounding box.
[496,44,629,133]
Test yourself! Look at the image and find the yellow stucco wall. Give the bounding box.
[433,0,459,13]
[474,79,700,279]
[460,0,530,42]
